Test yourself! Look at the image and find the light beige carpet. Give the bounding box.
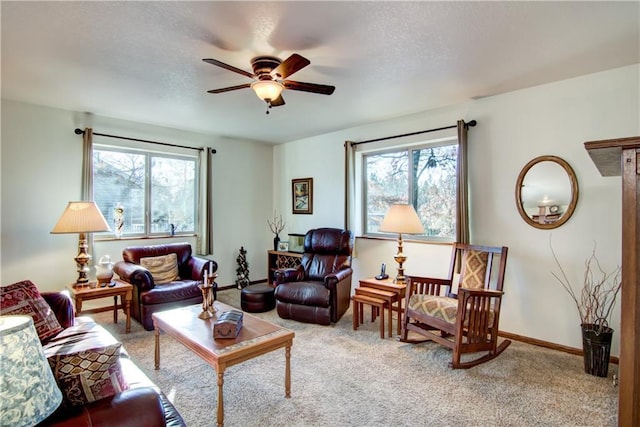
[94,289,618,427]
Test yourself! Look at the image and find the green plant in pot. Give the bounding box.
[551,242,622,377]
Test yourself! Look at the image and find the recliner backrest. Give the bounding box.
[301,228,353,281]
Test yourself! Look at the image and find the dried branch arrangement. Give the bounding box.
[550,240,622,334]
[267,210,285,235]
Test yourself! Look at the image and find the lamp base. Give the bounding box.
[74,232,92,286]
[393,233,408,285]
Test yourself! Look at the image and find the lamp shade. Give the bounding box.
[0,316,62,426]
[378,204,425,234]
[251,80,284,101]
[51,201,111,234]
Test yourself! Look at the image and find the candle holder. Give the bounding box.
[198,273,217,320]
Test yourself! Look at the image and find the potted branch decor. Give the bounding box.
[267,210,285,251]
[551,242,622,377]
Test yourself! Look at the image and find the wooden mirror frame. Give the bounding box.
[515,155,579,230]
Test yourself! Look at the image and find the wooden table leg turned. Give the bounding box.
[285,344,292,398]
[217,369,225,427]
[154,327,160,370]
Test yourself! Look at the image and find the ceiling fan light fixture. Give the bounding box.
[251,80,284,102]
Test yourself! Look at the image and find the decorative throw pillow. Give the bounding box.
[140,253,180,284]
[47,342,127,407]
[460,250,489,289]
[0,280,63,343]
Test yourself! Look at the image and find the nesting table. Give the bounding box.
[356,277,406,337]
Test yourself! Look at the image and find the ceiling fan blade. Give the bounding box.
[207,83,251,94]
[271,54,310,80]
[283,80,335,95]
[203,58,255,79]
[270,95,285,107]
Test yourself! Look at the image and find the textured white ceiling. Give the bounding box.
[1,1,638,144]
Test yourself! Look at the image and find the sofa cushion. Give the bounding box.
[0,280,63,343]
[140,253,180,284]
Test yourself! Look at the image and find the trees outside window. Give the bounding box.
[93,146,197,237]
[364,142,458,241]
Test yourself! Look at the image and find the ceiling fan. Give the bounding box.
[203,54,335,112]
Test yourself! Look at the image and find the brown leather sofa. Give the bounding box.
[113,242,217,331]
[38,291,185,426]
[273,228,353,325]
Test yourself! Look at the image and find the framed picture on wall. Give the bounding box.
[292,177,313,214]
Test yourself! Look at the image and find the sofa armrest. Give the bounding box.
[184,256,217,281]
[39,387,166,427]
[114,261,155,292]
[274,266,304,285]
[41,292,75,329]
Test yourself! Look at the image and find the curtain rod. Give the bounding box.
[74,128,216,153]
[349,120,476,146]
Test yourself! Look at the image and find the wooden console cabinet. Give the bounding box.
[267,250,302,285]
[585,136,639,427]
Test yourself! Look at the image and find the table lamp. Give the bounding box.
[0,316,62,426]
[378,204,425,285]
[51,201,111,286]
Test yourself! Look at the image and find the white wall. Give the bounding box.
[273,64,640,355]
[1,100,273,293]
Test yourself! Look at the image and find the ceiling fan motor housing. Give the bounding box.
[251,56,282,80]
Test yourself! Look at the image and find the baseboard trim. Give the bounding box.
[217,279,267,292]
[499,330,619,364]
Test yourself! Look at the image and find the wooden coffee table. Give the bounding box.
[152,302,294,427]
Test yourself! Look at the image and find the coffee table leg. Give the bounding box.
[154,327,160,370]
[285,343,291,398]
[113,296,118,324]
[217,369,224,427]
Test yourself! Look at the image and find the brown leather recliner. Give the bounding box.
[113,242,217,331]
[274,228,353,325]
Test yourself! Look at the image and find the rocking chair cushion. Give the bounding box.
[460,250,489,289]
[408,294,495,327]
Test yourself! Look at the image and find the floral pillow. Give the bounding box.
[0,280,63,343]
[140,253,180,284]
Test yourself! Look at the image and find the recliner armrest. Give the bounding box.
[323,267,352,288]
[113,261,155,292]
[274,266,304,284]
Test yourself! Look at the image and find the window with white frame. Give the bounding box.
[93,144,198,238]
[363,139,458,241]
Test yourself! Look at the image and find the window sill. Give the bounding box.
[95,234,197,243]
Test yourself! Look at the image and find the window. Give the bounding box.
[93,145,198,238]
[363,140,458,241]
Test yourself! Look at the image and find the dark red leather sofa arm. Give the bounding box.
[113,261,154,292]
[41,292,75,329]
[184,256,217,281]
[38,387,165,427]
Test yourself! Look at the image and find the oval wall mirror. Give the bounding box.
[515,155,579,229]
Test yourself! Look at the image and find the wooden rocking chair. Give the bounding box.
[400,243,510,369]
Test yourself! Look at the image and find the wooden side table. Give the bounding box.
[358,277,406,336]
[66,280,133,333]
